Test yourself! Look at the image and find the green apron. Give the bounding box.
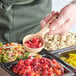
[0,0,52,43]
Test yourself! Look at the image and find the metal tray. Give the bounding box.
[43,46,76,54]
[0,56,29,68]
[1,54,75,76]
[0,63,2,67]
[43,46,76,73]
[58,50,76,70]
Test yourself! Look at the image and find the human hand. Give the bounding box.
[41,4,76,35]
[40,11,59,29]
[49,4,76,35]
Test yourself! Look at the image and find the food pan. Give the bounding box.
[44,47,76,73]
[0,42,30,67]
[1,54,75,76]
[44,32,76,52]
[43,45,76,54]
[58,50,76,70]
[0,63,2,67]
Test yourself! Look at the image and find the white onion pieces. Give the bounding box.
[44,32,76,51]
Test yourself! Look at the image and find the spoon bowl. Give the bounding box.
[23,34,44,53]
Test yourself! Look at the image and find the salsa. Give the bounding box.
[25,37,43,48]
[12,57,64,76]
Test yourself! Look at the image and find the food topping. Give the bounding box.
[12,57,64,76]
[0,42,29,63]
[25,37,43,48]
[61,53,76,68]
[44,32,76,51]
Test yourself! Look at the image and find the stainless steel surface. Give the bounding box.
[62,72,75,76]
[59,50,76,57]
[58,50,76,70]
[0,67,10,76]
[51,46,76,54]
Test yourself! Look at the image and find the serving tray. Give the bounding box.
[1,53,74,76]
[43,46,76,74]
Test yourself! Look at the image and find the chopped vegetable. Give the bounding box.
[25,37,43,48]
[0,42,3,47]
[35,54,42,58]
[0,42,30,63]
[61,53,76,68]
[12,57,64,76]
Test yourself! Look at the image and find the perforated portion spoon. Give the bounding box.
[23,15,58,53]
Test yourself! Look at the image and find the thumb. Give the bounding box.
[48,18,71,35]
[50,13,69,31]
[40,20,46,29]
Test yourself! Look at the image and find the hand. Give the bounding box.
[40,11,59,29]
[49,4,76,35]
[41,4,76,35]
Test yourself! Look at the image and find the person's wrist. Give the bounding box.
[71,0,76,4]
[71,3,76,8]
[68,3,76,9]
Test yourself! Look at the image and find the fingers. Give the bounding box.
[44,11,56,23]
[48,19,71,35]
[49,12,59,24]
[55,12,59,16]
[47,4,75,35]
[41,11,56,29]
[40,20,46,29]
[49,12,69,31]
[41,11,59,29]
